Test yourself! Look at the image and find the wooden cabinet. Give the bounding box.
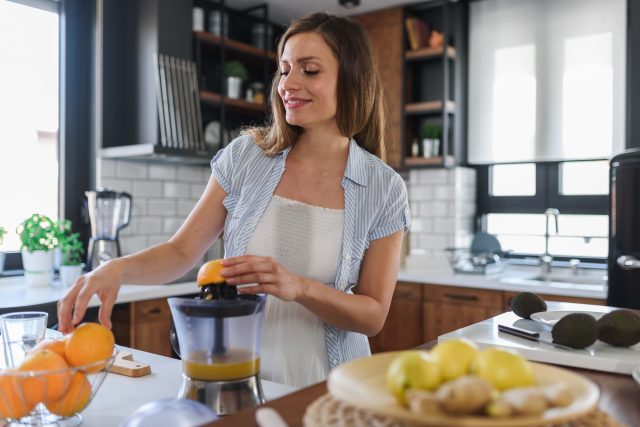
[355,7,404,170]
[502,291,604,311]
[422,284,502,342]
[369,282,423,353]
[112,298,174,358]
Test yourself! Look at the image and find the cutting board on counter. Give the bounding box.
[439,310,640,374]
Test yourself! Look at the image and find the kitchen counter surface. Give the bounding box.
[397,264,608,300]
[0,276,198,309]
[80,347,295,426]
[1,262,607,310]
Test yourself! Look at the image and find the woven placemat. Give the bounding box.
[302,394,627,427]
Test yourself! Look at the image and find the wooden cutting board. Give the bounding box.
[109,352,152,377]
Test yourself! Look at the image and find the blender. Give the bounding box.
[85,189,132,270]
[168,260,266,415]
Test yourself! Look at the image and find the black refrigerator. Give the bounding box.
[607,148,640,308]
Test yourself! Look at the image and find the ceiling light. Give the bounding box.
[339,0,360,9]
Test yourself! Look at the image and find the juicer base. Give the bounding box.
[178,373,266,416]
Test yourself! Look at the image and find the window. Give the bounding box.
[470,0,625,262]
[0,0,60,264]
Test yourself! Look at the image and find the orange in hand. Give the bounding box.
[18,349,71,405]
[46,371,91,417]
[0,371,34,419]
[197,259,226,286]
[65,323,115,373]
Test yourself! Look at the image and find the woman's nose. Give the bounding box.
[281,72,301,91]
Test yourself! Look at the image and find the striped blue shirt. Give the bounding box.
[210,135,410,369]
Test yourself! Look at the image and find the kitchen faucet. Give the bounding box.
[541,208,560,274]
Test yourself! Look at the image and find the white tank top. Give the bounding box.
[245,194,344,387]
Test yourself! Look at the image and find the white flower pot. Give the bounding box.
[60,264,84,288]
[21,249,54,287]
[226,76,242,99]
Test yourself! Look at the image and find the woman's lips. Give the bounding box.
[284,98,311,109]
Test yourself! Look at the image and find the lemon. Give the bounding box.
[430,338,479,381]
[469,348,535,390]
[386,351,441,404]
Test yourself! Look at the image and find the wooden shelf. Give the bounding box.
[405,155,455,167]
[405,100,455,115]
[193,31,275,61]
[405,46,456,61]
[199,91,265,114]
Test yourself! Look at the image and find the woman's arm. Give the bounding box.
[221,230,404,336]
[57,175,228,332]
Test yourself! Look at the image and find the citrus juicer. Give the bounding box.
[168,260,266,416]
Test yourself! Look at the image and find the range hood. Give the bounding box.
[100,144,213,165]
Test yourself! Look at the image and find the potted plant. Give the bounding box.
[0,226,7,274]
[420,123,442,158]
[52,219,72,271]
[223,60,248,99]
[59,231,85,287]
[16,214,57,287]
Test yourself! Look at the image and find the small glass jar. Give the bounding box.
[250,82,265,104]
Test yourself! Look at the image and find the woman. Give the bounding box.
[58,12,409,387]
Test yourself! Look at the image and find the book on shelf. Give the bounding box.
[404,17,430,50]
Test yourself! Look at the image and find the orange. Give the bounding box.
[0,370,34,419]
[18,350,70,406]
[65,323,115,373]
[197,259,225,286]
[46,372,91,417]
[29,338,68,360]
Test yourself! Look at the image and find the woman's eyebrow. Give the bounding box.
[279,56,322,64]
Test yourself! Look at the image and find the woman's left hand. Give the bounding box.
[220,255,304,301]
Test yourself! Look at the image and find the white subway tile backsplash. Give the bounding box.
[164,182,191,198]
[101,178,132,194]
[116,161,148,179]
[176,166,205,183]
[178,200,197,216]
[190,183,206,199]
[132,181,163,198]
[135,217,163,235]
[120,236,148,255]
[101,159,117,178]
[148,198,176,216]
[149,164,177,180]
[433,218,455,234]
[409,185,433,201]
[433,185,453,200]
[131,199,147,217]
[163,217,185,234]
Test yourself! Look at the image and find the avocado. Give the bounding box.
[511,292,547,319]
[551,313,598,349]
[596,309,640,347]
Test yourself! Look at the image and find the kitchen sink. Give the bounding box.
[499,271,607,291]
[528,274,606,285]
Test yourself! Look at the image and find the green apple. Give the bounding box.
[386,351,442,405]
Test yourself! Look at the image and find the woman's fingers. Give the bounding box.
[221,258,275,278]
[98,290,118,329]
[228,272,275,285]
[57,276,86,333]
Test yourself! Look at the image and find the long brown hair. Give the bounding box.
[243,12,386,160]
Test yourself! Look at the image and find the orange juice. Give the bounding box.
[183,349,260,381]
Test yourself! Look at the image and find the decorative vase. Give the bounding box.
[226,76,242,99]
[60,264,84,288]
[21,249,54,287]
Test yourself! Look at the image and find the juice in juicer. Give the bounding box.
[168,260,266,416]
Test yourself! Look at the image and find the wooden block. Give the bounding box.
[108,352,152,377]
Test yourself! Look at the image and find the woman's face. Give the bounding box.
[277,32,339,130]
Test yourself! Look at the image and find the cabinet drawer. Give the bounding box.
[423,284,502,309]
[133,299,171,323]
[394,282,422,300]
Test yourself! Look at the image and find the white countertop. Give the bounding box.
[397,264,608,300]
[0,276,198,309]
[81,347,296,426]
[438,301,640,374]
[0,262,608,311]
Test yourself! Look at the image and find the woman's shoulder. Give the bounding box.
[352,143,404,187]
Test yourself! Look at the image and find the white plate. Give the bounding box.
[530,310,606,326]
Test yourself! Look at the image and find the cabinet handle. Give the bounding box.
[148,307,162,315]
[443,293,479,302]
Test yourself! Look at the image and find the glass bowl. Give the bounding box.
[0,344,118,427]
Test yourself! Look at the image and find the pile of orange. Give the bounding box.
[0,322,114,419]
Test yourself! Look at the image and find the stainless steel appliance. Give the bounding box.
[85,189,132,270]
[607,148,640,308]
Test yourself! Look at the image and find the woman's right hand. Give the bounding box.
[57,260,124,333]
